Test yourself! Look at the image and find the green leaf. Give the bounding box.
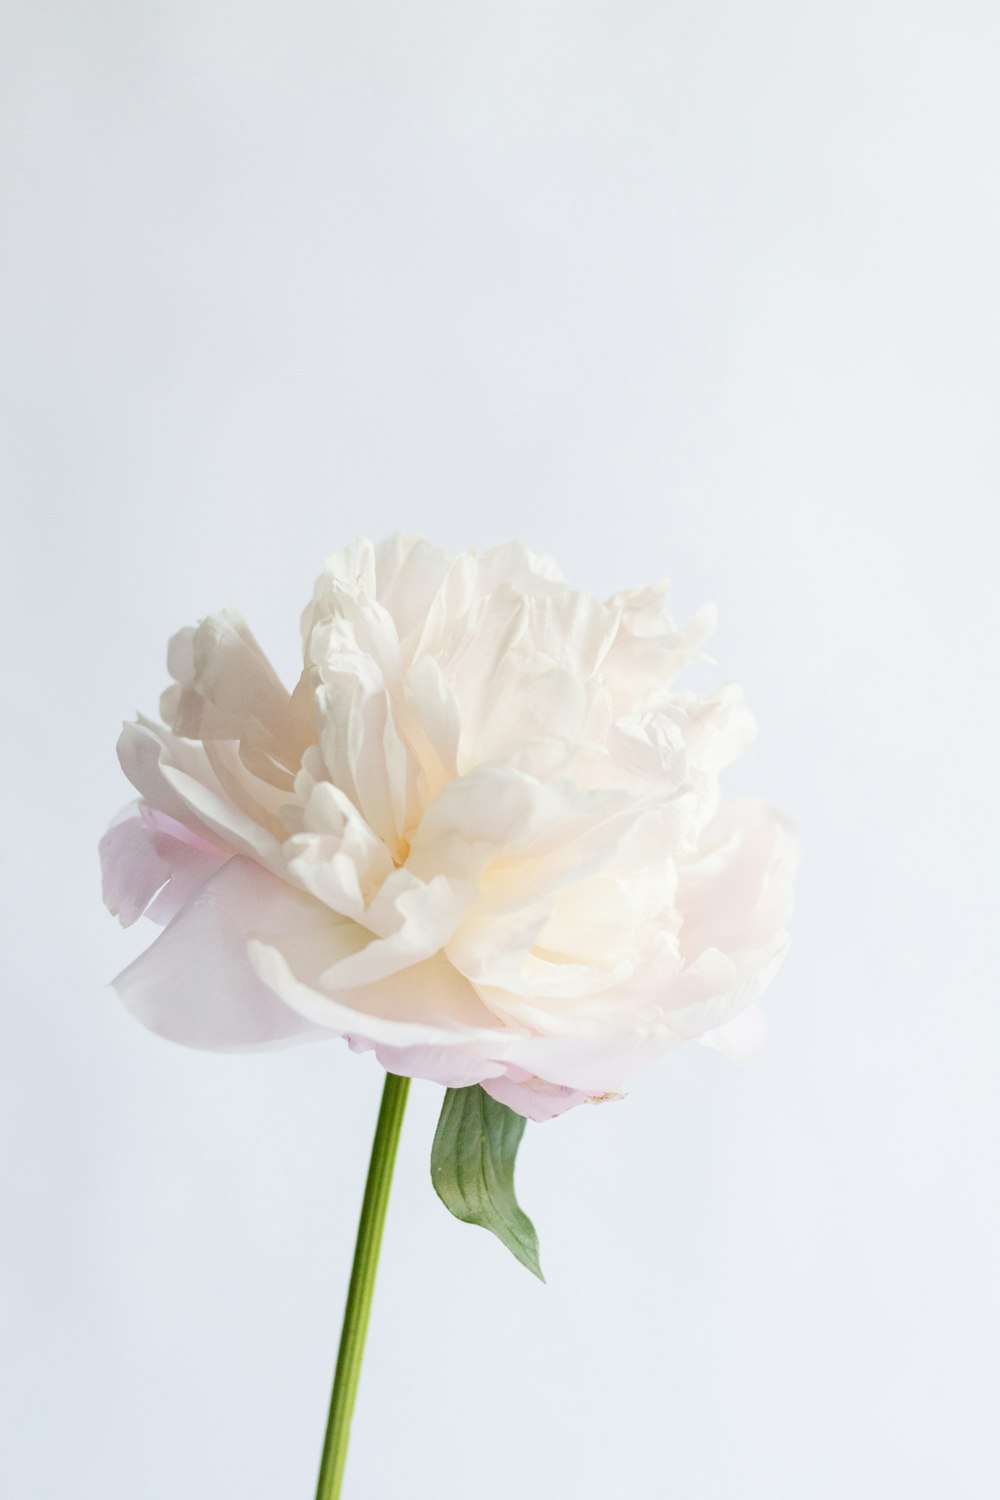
[430,1085,544,1281]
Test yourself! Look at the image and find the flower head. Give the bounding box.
[101,536,796,1120]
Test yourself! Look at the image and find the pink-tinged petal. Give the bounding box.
[112,858,333,1051]
[481,1071,589,1122]
[100,803,229,928]
[118,720,292,872]
[100,806,173,927]
[144,811,232,926]
[354,1041,508,1090]
[492,1028,671,1095]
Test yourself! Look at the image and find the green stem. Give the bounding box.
[315,1071,410,1500]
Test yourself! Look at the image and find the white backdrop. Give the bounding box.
[3,3,998,1497]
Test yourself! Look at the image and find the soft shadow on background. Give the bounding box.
[2,4,997,1497]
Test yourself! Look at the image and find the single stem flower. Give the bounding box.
[100,535,796,1492]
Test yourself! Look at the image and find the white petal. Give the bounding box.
[158,758,286,871]
[602,587,717,711]
[660,938,790,1042]
[162,609,297,752]
[284,783,394,922]
[314,868,472,984]
[677,797,798,960]
[395,656,461,804]
[247,939,506,1054]
[117,720,216,832]
[311,629,416,856]
[118,718,290,855]
[372,535,456,652]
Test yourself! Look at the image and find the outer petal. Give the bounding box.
[602,584,716,712]
[100,805,174,928]
[368,535,566,664]
[156,760,286,871]
[481,1070,590,1122]
[661,937,790,1043]
[100,803,228,927]
[116,719,218,833]
[677,797,797,960]
[494,1027,674,1094]
[246,940,515,1090]
[112,858,333,1050]
[117,718,287,868]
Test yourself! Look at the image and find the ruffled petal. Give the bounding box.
[273,864,473,987]
[105,536,796,1112]
[117,719,288,867]
[602,584,716,712]
[309,615,417,857]
[158,758,286,871]
[117,719,218,833]
[162,610,291,741]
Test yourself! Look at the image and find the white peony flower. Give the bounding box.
[101,536,796,1120]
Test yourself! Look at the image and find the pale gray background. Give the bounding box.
[2,3,998,1497]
